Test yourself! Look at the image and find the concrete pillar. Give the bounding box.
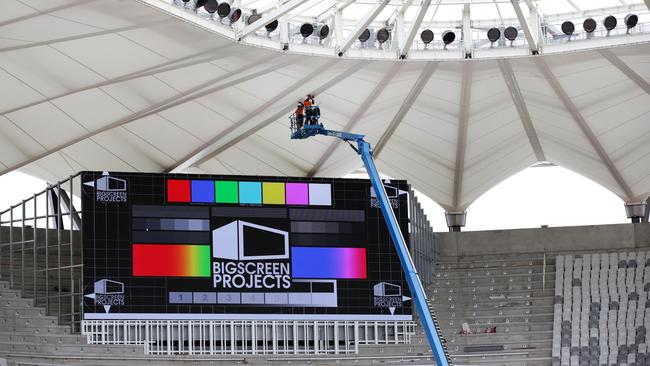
[445,211,466,232]
[625,201,648,223]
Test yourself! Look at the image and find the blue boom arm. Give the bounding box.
[291,122,449,366]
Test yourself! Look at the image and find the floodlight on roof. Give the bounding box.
[583,18,597,33]
[247,12,261,25]
[376,28,390,44]
[487,28,500,45]
[203,0,218,13]
[216,2,229,17]
[504,26,518,44]
[561,21,574,36]
[359,29,371,43]
[420,29,434,46]
[300,23,314,37]
[625,14,638,32]
[442,30,455,49]
[603,15,617,33]
[229,8,242,23]
[216,2,241,23]
[315,25,330,40]
[265,20,279,32]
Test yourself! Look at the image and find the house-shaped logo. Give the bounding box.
[373,282,411,315]
[94,279,124,295]
[84,171,126,192]
[370,180,407,208]
[212,220,289,261]
[373,282,402,297]
[84,278,125,313]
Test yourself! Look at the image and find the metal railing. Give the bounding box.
[409,189,438,286]
[82,320,416,355]
[0,173,83,332]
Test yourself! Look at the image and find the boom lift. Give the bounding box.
[290,110,450,366]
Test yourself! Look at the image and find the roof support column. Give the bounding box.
[525,0,543,48]
[509,0,539,54]
[334,7,343,48]
[625,200,649,223]
[462,4,473,58]
[445,212,466,232]
[337,0,391,56]
[398,0,425,59]
[452,62,473,210]
[279,14,290,47]
[395,9,405,52]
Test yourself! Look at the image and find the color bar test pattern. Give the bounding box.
[167,180,331,206]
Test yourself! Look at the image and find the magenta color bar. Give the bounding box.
[291,247,367,279]
[285,183,309,205]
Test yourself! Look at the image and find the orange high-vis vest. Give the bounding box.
[303,98,312,107]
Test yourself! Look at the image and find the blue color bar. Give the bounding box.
[191,180,215,203]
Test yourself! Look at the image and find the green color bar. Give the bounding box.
[215,180,238,203]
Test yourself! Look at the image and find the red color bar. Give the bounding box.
[132,244,211,277]
[167,179,191,202]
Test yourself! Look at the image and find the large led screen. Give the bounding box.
[82,172,412,321]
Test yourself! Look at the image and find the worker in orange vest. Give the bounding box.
[304,94,315,124]
[295,102,304,129]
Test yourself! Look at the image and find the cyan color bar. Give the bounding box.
[239,181,262,204]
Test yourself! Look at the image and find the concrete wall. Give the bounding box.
[436,223,650,257]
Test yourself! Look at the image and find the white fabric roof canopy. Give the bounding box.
[1,0,649,212]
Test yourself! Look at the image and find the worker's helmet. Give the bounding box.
[297,102,303,107]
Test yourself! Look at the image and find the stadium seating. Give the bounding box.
[552,251,650,366]
[429,253,555,365]
[0,276,435,365]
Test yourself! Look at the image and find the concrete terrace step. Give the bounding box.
[434,311,554,323]
[432,304,554,316]
[8,353,438,366]
[451,355,553,366]
[430,284,542,294]
[438,259,550,268]
[434,272,554,282]
[438,331,553,344]
[431,275,552,286]
[0,342,142,355]
[0,331,86,345]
